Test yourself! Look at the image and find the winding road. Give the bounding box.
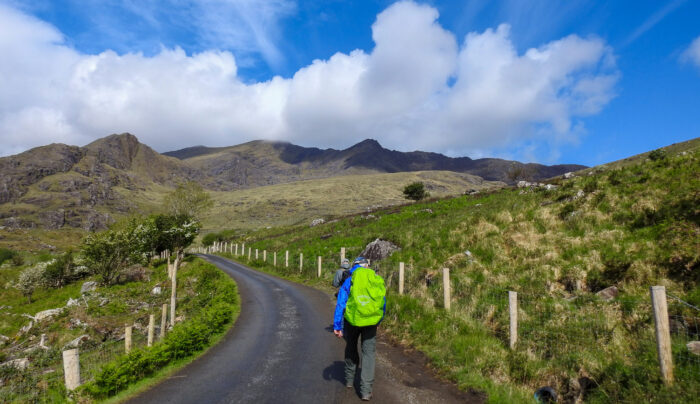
[128,255,484,404]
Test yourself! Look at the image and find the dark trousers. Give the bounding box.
[343,319,377,396]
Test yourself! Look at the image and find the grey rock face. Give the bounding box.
[596,286,618,301]
[0,358,29,371]
[687,341,700,356]
[81,281,97,294]
[360,238,400,261]
[64,334,90,349]
[35,308,63,321]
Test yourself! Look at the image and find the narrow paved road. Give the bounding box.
[128,255,484,404]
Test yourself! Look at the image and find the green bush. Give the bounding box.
[0,248,16,266]
[82,259,238,399]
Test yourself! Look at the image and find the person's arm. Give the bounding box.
[333,277,352,331]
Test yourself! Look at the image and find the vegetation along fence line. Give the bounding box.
[198,243,700,397]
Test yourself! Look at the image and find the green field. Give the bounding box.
[209,146,699,403]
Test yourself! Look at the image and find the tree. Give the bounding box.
[11,265,46,303]
[82,229,141,285]
[403,182,429,201]
[163,181,213,220]
[43,251,75,288]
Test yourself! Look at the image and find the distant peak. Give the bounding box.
[350,139,383,150]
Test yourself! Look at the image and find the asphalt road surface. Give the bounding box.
[128,255,484,404]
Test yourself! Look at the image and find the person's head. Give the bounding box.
[353,256,369,268]
[341,258,350,269]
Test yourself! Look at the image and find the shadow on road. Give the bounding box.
[322,361,346,384]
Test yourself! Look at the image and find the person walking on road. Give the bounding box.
[333,257,386,401]
[332,258,352,297]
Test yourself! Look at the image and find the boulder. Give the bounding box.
[63,335,89,349]
[66,297,80,307]
[310,218,325,227]
[81,281,97,294]
[151,286,162,295]
[687,341,700,356]
[464,188,479,195]
[545,184,558,191]
[596,286,618,301]
[564,172,575,179]
[360,238,400,261]
[35,308,63,321]
[517,180,530,188]
[0,358,29,371]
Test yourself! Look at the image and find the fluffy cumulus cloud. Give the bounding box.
[681,36,700,71]
[0,1,618,159]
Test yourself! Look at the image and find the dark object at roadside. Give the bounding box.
[534,386,557,403]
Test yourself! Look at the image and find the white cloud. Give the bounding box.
[681,36,700,71]
[0,1,618,160]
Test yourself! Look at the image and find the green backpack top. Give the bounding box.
[345,267,386,327]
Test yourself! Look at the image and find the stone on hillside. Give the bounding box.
[64,335,90,349]
[69,318,86,329]
[596,286,618,301]
[310,218,325,227]
[517,180,530,188]
[39,334,49,349]
[545,184,558,191]
[35,308,63,321]
[0,334,8,342]
[360,238,400,261]
[66,297,80,307]
[464,188,479,195]
[0,358,29,371]
[151,286,162,295]
[564,172,575,179]
[81,281,97,294]
[122,265,148,282]
[687,341,700,356]
[19,321,33,335]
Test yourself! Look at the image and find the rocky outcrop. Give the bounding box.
[80,281,97,294]
[361,239,400,261]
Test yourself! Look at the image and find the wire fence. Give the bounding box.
[0,304,166,403]
[207,242,700,398]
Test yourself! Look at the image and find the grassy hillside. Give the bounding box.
[200,170,502,231]
[212,147,699,403]
[0,255,239,402]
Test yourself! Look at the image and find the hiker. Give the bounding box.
[332,258,351,296]
[333,257,386,401]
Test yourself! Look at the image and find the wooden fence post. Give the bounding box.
[255,249,259,260]
[242,243,245,256]
[341,247,346,262]
[274,252,277,266]
[299,253,303,272]
[171,253,180,329]
[62,349,80,390]
[148,314,155,347]
[264,250,267,262]
[285,250,289,267]
[161,304,167,339]
[318,256,322,277]
[125,325,132,353]
[235,244,238,255]
[443,268,451,311]
[248,247,251,260]
[509,291,518,349]
[399,262,405,295]
[651,286,674,384]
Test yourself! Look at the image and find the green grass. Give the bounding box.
[209,148,699,403]
[0,257,240,403]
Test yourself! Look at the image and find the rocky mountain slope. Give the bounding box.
[165,138,586,187]
[0,133,583,230]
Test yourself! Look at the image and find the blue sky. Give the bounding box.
[0,0,698,166]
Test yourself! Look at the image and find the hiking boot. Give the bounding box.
[361,392,372,401]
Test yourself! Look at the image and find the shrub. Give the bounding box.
[10,264,47,302]
[403,182,429,201]
[0,248,16,266]
[43,251,75,287]
[648,149,666,161]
